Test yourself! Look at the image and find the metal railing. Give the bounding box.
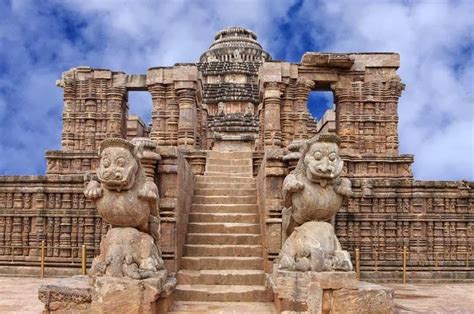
[352,245,472,283]
[0,242,91,278]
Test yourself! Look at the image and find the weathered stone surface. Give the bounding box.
[0,25,472,290]
[301,52,355,68]
[272,268,358,302]
[37,272,171,313]
[38,276,92,312]
[90,275,166,313]
[84,138,160,239]
[279,135,353,272]
[89,227,164,279]
[332,281,394,314]
[272,269,393,313]
[278,221,352,272]
[283,134,352,229]
[84,138,164,279]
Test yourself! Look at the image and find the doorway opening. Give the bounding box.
[127,91,153,139]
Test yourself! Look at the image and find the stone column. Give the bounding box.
[176,88,197,148]
[293,78,315,141]
[107,86,128,140]
[280,83,295,148]
[149,83,166,145]
[263,82,282,147]
[201,104,209,149]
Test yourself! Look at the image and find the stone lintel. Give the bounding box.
[301,52,355,68]
[113,73,147,90]
[351,53,400,71]
[298,71,339,84]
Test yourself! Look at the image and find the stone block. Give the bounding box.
[38,272,171,313]
[93,69,112,79]
[259,62,283,82]
[331,281,394,314]
[301,52,354,68]
[146,67,163,85]
[173,65,199,81]
[351,53,400,71]
[38,275,92,312]
[90,276,165,313]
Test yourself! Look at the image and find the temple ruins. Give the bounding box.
[0,27,472,312]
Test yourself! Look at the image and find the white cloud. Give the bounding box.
[0,0,472,180]
[293,0,474,180]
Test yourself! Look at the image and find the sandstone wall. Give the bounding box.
[256,156,474,281]
[0,147,195,274]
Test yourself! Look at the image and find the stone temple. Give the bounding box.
[0,27,472,312]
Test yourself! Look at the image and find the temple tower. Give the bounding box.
[198,27,271,151]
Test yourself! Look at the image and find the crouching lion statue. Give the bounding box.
[278,134,353,272]
[278,221,352,272]
[84,138,164,279]
[282,134,352,235]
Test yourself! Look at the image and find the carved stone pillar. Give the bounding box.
[149,84,166,145]
[293,78,315,141]
[107,86,128,140]
[263,82,282,147]
[280,82,294,148]
[201,104,209,149]
[176,89,197,148]
[334,77,404,157]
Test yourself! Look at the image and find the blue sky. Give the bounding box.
[0,0,473,180]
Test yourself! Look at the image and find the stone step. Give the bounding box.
[204,171,253,178]
[207,151,253,159]
[168,301,276,314]
[195,182,256,190]
[181,256,263,270]
[192,195,257,205]
[177,269,265,285]
[187,222,260,234]
[191,204,258,213]
[188,213,259,223]
[186,233,261,245]
[195,175,255,184]
[205,164,252,174]
[206,158,251,166]
[193,188,256,197]
[184,244,262,257]
[174,285,273,302]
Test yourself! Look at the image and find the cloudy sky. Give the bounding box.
[0,0,473,180]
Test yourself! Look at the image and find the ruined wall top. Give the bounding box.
[199,27,271,63]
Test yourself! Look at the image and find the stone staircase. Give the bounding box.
[172,151,273,309]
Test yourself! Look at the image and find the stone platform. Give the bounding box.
[271,269,394,313]
[1,277,473,313]
[37,272,175,313]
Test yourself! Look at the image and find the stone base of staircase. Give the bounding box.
[175,151,273,304]
[168,301,276,313]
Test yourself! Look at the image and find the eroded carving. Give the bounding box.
[84,138,164,279]
[279,134,353,271]
[279,221,352,272]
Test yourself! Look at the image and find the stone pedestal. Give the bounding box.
[38,272,176,313]
[271,268,394,313]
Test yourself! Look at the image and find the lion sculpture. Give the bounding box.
[282,134,352,235]
[278,134,353,272]
[84,138,164,278]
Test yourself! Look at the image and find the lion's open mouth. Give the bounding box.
[308,166,335,179]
